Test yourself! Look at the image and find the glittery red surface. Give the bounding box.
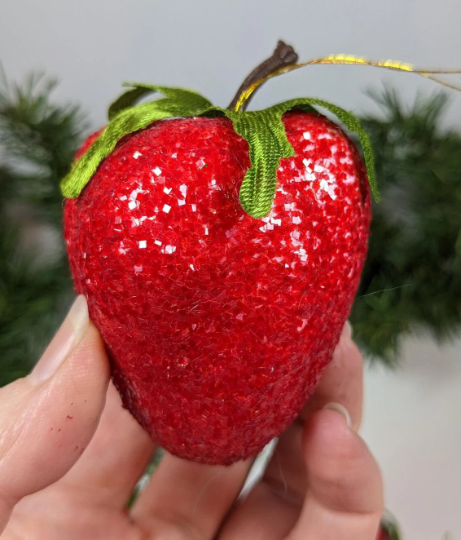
[64,111,371,464]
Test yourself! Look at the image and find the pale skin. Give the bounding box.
[0,296,384,539]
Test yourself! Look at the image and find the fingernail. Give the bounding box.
[29,296,89,384]
[334,321,353,355]
[343,320,353,339]
[323,402,352,428]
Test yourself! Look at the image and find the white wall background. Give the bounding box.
[1,1,461,538]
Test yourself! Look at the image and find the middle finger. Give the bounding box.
[131,452,253,539]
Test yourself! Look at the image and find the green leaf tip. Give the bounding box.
[223,108,296,218]
[108,83,213,120]
[60,85,214,199]
[230,98,379,218]
[60,85,379,218]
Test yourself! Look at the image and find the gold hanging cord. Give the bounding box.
[235,54,461,112]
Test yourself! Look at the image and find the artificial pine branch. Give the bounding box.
[351,86,461,364]
[0,72,87,224]
[0,72,86,386]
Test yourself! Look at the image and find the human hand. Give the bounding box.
[0,296,383,539]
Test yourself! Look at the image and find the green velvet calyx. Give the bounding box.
[60,83,379,218]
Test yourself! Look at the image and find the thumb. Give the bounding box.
[288,406,383,540]
[0,296,110,532]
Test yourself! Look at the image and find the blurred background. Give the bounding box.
[1,0,461,538]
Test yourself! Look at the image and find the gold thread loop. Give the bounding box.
[235,55,461,112]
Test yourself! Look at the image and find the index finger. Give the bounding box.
[286,407,383,540]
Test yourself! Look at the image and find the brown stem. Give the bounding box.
[228,40,299,111]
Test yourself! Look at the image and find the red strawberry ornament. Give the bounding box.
[63,42,377,464]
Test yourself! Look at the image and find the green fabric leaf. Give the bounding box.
[108,87,152,121]
[269,98,380,203]
[62,85,379,218]
[108,83,213,120]
[224,98,378,217]
[61,97,211,198]
[222,109,295,218]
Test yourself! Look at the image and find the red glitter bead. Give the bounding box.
[64,111,371,465]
